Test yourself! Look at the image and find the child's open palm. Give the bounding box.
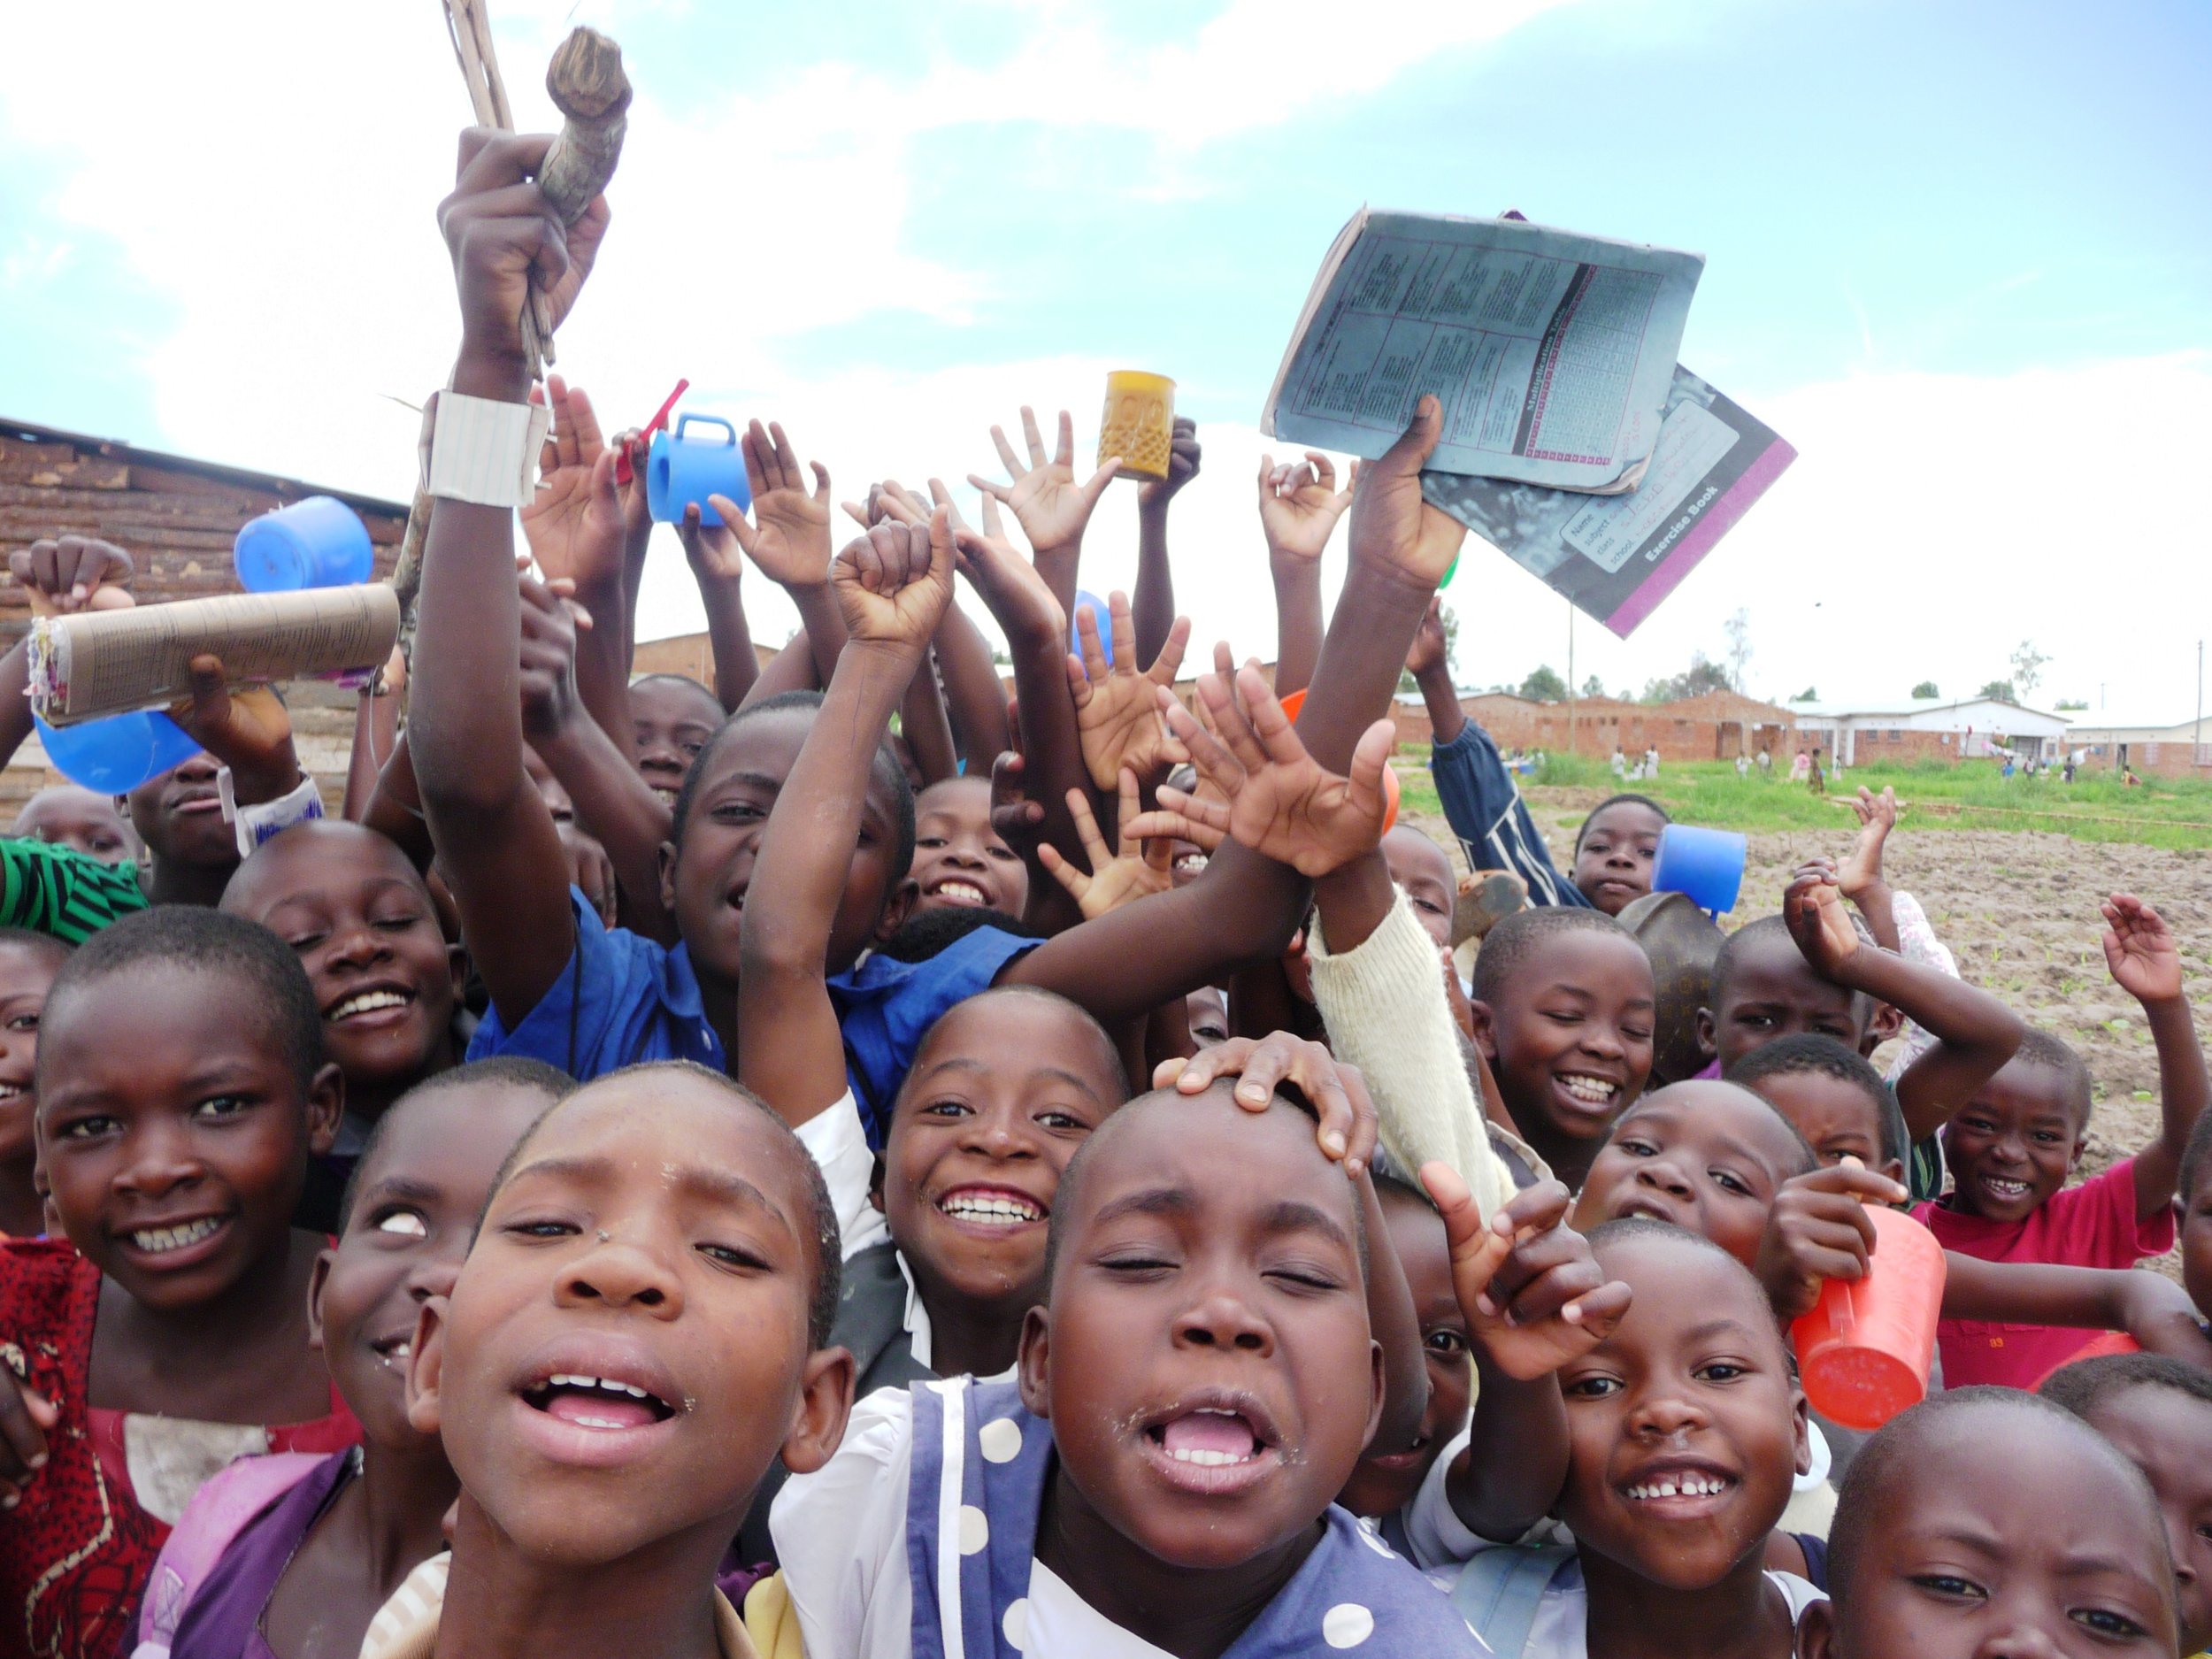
[1039,771,1176,919]
[831,511,955,655]
[518,377,625,590]
[1784,859,1861,978]
[1256,450,1356,564]
[2102,893,2184,1004]
[1423,1169,1630,1381]
[709,419,832,590]
[1133,664,1394,879]
[1067,590,1192,791]
[968,406,1118,556]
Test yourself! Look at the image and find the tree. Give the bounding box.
[1910,680,1939,699]
[1640,651,1736,703]
[1581,673,1608,700]
[1395,601,1461,694]
[2009,641,2049,698]
[1978,679,2016,703]
[2056,698,2088,710]
[1519,664,1568,702]
[1791,686,1818,703]
[1724,607,1753,691]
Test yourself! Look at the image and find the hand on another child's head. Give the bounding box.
[1154,1031,1378,1175]
[2101,892,2184,1004]
[10,535,134,617]
[1783,858,1860,976]
[831,510,955,652]
[1751,1157,1908,1321]
[1420,1170,1631,1380]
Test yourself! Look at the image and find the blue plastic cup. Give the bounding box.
[1651,823,1747,915]
[1071,589,1114,669]
[233,495,373,592]
[35,710,203,795]
[648,415,750,526]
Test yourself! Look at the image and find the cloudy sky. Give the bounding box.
[4,0,2208,718]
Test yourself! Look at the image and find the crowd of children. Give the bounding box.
[2,128,2209,1659]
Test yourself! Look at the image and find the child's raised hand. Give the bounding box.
[516,570,592,742]
[1039,770,1176,919]
[169,657,303,803]
[968,406,1119,557]
[830,509,955,656]
[1750,1159,1909,1321]
[713,420,833,592]
[518,376,624,589]
[1256,449,1356,565]
[0,1369,58,1509]
[1403,595,1448,679]
[1155,1031,1379,1175]
[1067,590,1192,791]
[2101,893,2185,1006]
[1783,858,1862,979]
[987,746,1047,856]
[437,128,610,373]
[9,536,134,617]
[1344,395,1467,590]
[1138,416,1202,509]
[949,488,1066,647]
[1421,1170,1630,1381]
[1837,785,1898,899]
[1133,664,1395,878]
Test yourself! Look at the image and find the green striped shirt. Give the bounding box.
[0,838,150,944]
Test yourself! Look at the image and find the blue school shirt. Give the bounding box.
[1428,724,1594,910]
[906,1374,1491,1658]
[466,891,1038,1141]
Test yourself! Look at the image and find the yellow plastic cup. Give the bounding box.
[1098,371,1176,481]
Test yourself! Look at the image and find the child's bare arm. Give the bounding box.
[932,592,1012,764]
[673,506,758,713]
[342,651,403,822]
[1942,1256,2212,1365]
[900,648,960,787]
[1427,1172,1629,1540]
[1132,417,1200,666]
[1836,786,1901,952]
[1786,862,2025,1143]
[358,728,436,872]
[411,129,603,1027]
[2101,894,2208,1217]
[1404,596,1464,747]
[1258,451,1354,698]
[738,512,955,1125]
[738,632,824,709]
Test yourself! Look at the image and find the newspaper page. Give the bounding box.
[1262,210,1705,493]
[1422,365,1795,639]
[28,585,400,724]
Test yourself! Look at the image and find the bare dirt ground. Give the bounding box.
[1408,795,2212,1229]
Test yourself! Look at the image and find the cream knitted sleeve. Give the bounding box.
[1307,888,1518,1224]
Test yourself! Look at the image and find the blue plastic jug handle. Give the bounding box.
[674,414,738,446]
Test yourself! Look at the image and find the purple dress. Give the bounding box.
[168,1450,357,1659]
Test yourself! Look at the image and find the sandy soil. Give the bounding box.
[1408,794,2212,1206]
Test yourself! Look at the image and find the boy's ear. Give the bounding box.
[1863,1000,1903,1052]
[1793,1595,1836,1659]
[1361,1337,1386,1454]
[1694,1006,1717,1062]
[446,941,470,1002]
[1789,1379,1811,1479]
[657,839,679,917]
[1880,1157,1909,1192]
[866,1148,888,1217]
[874,878,919,945]
[1016,1305,1054,1419]
[305,1064,345,1156]
[405,1294,450,1437]
[1467,999,1500,1064]
[305,1246,337,1354]
[779,1344,856,1479]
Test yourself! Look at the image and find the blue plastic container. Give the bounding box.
[1071,589,1114,668]
[234,495,373,592]
[35,710,202,795]
[1651,823,1747,916]
[647,415,749,526]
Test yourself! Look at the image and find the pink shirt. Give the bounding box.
[1914,1158,2174,1389]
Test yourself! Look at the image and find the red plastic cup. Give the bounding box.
[2031,1329,2140,1392]
[1269,688,1399,833]
[1791,1207,1947,1431]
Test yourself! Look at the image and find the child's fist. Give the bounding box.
[1752,1158,1909,1321]
[1404,595,1448,678]
[2101,893,2184,1007]
[1784,858,1862,979]
[437,128,607,375]
[1344,396,1465,589]
[10,536,134,617]
[0,1369,58,1507]
[1138,416,1202,509]
[830,508,954,654]
[1422,1171,1631,1380]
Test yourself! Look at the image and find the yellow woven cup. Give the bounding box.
[1098,371,1176,480]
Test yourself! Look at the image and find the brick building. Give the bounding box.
[1391,687,1797,763]
[2062,713,2212,779]
[1790,696,2070,767]
[0,418,409,810]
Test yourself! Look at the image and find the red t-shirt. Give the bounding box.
[1914,1157,2174,1389]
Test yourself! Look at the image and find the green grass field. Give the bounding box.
[1392,752,2212,851]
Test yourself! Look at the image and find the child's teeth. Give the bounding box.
[547,1373,650,1399]
[941,1193,1042,1225]
[1561,1076,1618,1102]
[331,989,411,1021]
[131,1217,222,1253]
[1628,1473,1725,1499]
[1165,1446,1256,1467]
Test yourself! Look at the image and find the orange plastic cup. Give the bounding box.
[1271,688,1399,833]
[1099,371,1175,480]
[2031,1329,2140,1391]
[1791,1206,1947,1431]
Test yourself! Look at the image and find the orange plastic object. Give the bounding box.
[1098,371,1175,480]
[1271,688,1398,833]
[1791,1207,1947,1431]
[2030,1329,2140,1391]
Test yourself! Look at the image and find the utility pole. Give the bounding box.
[1566,598,1578,758]
[2196,640,2203,768]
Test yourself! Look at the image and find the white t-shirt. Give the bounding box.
[1467,1553,1823,1659]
